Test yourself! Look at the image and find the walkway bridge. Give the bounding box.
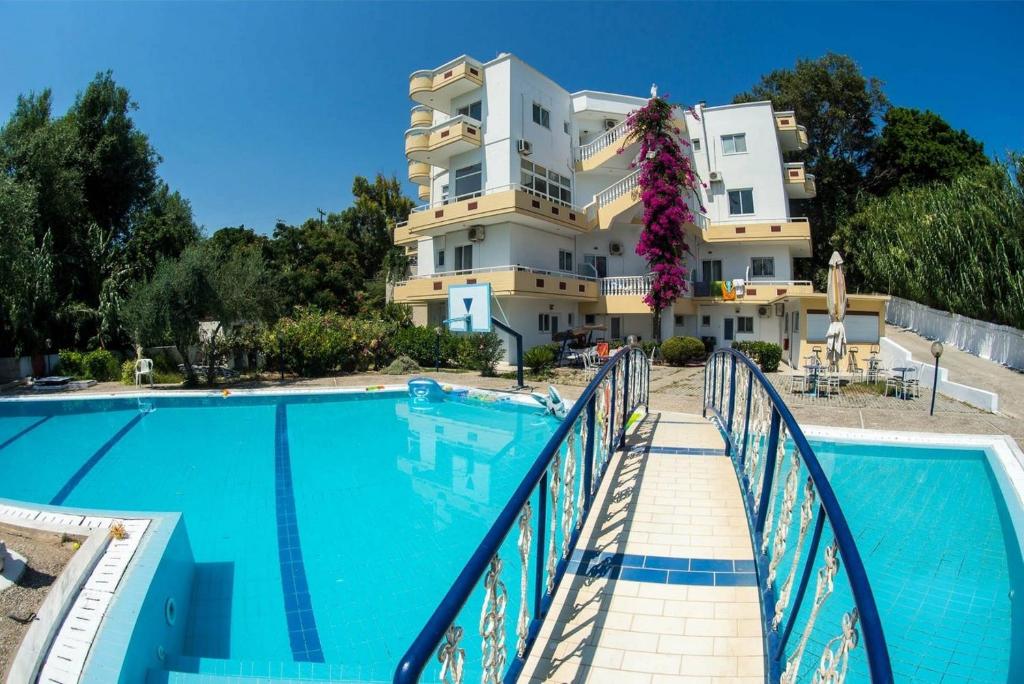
[394,347,893,683]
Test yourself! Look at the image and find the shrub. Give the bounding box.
[120,359,136,385]
[392,326,461,368]
[732,341,783,373]
[383,355,421,375]
[57,349,119,381]
[524,345,556,373]
[457,332,504,376]
[660,336,705,366]
[264,307,358,377]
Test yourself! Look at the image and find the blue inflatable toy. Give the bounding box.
[408,377,447,402]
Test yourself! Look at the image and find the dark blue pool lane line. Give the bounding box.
[274,403,325,663]
[0,415,53,451]
[50,413,146,505]
[569,548,756,587]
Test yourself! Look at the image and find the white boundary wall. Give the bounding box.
[879,337,999,413]
[886,296,1024,370]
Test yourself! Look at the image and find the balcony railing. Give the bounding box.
[394,346,651,684]
[574,119,631,164]
[395,184,579,230]
[599,273,653,296]
[397,264,597,284]
[595,169,640,207]
[704,349,893,682]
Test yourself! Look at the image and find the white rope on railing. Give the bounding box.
[515,502,531,658]
[479,555,508,684]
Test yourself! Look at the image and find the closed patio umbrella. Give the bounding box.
[826,251,848,370]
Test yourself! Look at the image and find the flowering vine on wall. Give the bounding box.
[621,95,705,336]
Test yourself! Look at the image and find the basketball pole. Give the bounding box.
[491,317,524,390]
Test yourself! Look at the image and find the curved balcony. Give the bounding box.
[408,56,484,114]
[775,112,809,152]
[404,116,481,168]
[408,160,430,186]
[410,105,433,128]
[417,184,429,201]
[784,162,817,199]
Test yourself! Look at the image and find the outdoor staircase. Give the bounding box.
[584,169,641,229]
[573,119,632,171]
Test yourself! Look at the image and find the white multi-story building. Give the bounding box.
[393,53,888,366]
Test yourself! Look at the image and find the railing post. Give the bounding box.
[726,355,737,435]
[583,395,596,512]
[620,352,631,450]
[708,354,717,416]
[609,364,617,457]
[739,368,754,466]
[534,472,546,618]
[754,408,781,536]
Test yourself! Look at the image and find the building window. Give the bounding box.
[751,256,775,278]
[567,313,574,327]
[441,184,449,204]
[557,249,574,272]
[674,315,685,326]
[585,314,596,325]
[701,315,711,327]
[691,138,701,151]
[453,163,482,200]
[701,259,723,282]
[538,313,551,332]
[728,189,755,215]
[437,250,445,267]
[456,100,482,121]
[532,103,550,129]
[563,121,570,134]
[454,244,472,271]
[521,159,571,205]
[737,316,754,333]
[721,133,747,155]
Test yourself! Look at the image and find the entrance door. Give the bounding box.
[584,255,608,278]
[610,316,621,340]
[723,318,734,344]
[551,315,560,336]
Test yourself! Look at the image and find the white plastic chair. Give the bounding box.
[135,358,154,387]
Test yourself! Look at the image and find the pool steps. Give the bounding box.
[151,655,388,683]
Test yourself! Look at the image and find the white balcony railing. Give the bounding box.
[596,169,640,207]
[599,273,653,297]
[574,119,631,163]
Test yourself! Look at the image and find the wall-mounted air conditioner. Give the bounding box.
[603,119,618,131]
[708,171,723,183]
[608,241,623,256]
[468,225,486,242]
[517,139,533,155]
[757,306,770,318]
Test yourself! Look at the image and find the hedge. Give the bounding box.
[732,340,783,373]
[660,336,706,366]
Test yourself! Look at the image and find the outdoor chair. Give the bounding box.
[135,358,154,387]
[884,371,906,398]
[788,372,808,394]
[866,357,884,383]
[846,350,865,383]
[581,349,599,381]
[817,369,840,398]
[903,368,921,398]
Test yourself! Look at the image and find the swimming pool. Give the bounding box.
[806,431,1024,683]
[0,389,559,681]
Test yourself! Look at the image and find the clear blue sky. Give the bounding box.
[1,2,1020,234]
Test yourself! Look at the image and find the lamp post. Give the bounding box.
[930,341,943,416]
[434,326,442,373]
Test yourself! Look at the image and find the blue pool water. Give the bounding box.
[0,391,559,680]
[810,439,1024,683]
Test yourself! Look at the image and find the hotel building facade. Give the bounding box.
[392,53,887,366]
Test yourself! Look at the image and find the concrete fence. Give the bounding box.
[886,296,1024,370]
[879,337,998,413]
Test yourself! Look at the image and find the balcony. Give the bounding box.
[417,185,429,201]
[580,274,652,315]
[392,266,598,304]
[574,111,687,173]
[395,185,591,240]
[692,279,814,303]
[408,56,484,114]
[408,160,430,186]
[775,112,809,152]
[405,116,481,168]
[701,218,812,255]
[586,170,641,230]
[410,105,433,128]
[783,162,817,199]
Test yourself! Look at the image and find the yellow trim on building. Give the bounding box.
[695,282,814,305]
[410,107,433,128]
[703,219,811,244]
[408,161,430,185]
[399,188,592,238]
[393,268,598,304]
[405,119,481,167]
[774,113,809,152]
[776,292,890,368]
[408,59,484,113]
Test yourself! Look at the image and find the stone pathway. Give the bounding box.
[520,411,763,683]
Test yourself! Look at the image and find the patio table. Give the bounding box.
[890,367,915,399]
[803,364,824,396]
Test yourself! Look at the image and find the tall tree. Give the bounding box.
[734,53,889,284]
[125,182,201,281]
[868,107,989,194]
[0,175,53,356]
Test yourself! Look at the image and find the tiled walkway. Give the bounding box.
[520,411,764,683]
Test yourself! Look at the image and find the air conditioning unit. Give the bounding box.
[708,171,723,183]
[757,306,770,318]
[468,225,486,242]
[517,139,533,155]
[608,241,624,256]
[603,118,618,131]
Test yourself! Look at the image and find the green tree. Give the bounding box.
[125,182,201,281]
[271,216,363,314]
[735,53,889,284]
[0,175,54,356]
[868,107,989,194]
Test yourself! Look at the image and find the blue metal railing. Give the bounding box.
[394,346,650,684]
[703,348,893,683]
